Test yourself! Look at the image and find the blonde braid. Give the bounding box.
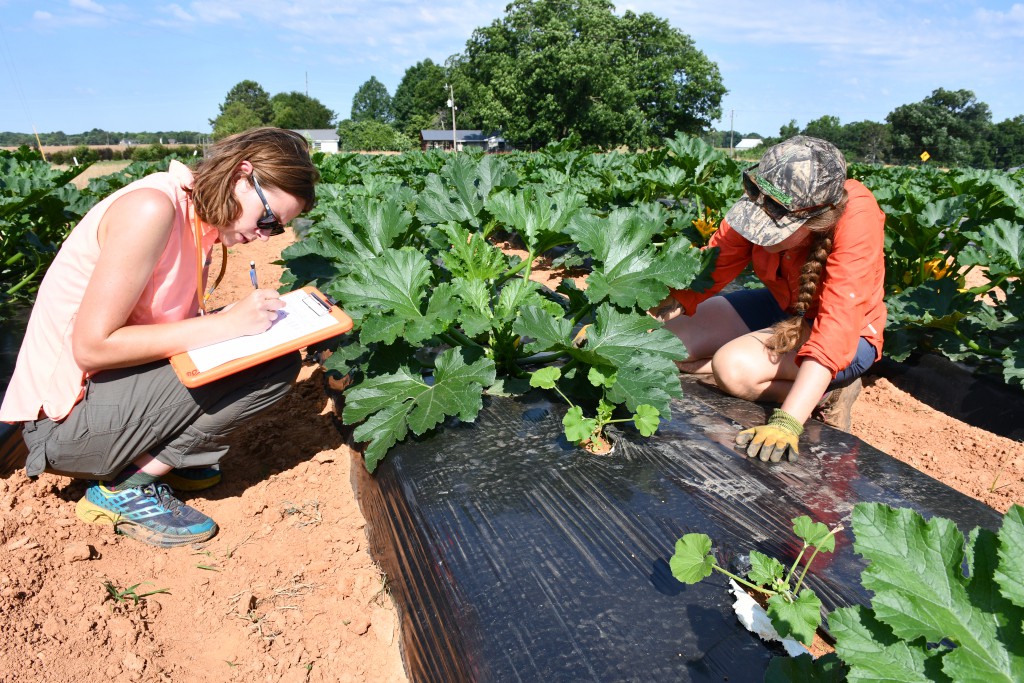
[764,192,848,355]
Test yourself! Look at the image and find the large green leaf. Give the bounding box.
[994,505,1024,608]
[851,503,1024,682]
[485,186,585,255]
[514,304,686,367]
[343,348,497,472]
[829,605,938,683]
[333,248,458,345]
[960,219,1024,278]
[415,154,518,229]
[569,208,706,310]
[605,352,682,415]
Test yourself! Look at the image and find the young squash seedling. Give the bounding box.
[529,365,660,453]
[670,515,843,647]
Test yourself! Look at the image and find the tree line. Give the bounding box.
[6,0,1022,168]
[760,88,1023,169]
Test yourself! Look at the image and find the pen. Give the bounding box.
[249,260,258,289]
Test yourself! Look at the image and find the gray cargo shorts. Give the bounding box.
[20,352,301,479]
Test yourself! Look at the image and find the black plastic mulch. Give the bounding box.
[351,376,1002,683]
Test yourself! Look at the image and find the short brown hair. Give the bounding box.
[190,127,320,227]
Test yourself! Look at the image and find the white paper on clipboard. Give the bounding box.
[186,290,336,372]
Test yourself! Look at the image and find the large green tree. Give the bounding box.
[212,102,265,139]
[392,59,448,138]
[887,88,992,167]
[842,120,891,163]
[210,80,274,128]
[351,76,394,124]
[454,0,724,149]
[617,10,725,144]
[271,91,336,129]
[990,115,1024,169]
[801,115,845,148]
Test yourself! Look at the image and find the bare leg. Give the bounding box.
[711,327,807,403]
[660,296,751,373]
[132,453,173,476]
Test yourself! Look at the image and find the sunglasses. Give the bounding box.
[742,169,832,222]
[250,173,286,237]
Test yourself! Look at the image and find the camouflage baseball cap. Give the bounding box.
[725,136,847,247]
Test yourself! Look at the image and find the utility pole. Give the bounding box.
[729,109,735,157]
[445,83,458,152]
[305,71,309,97]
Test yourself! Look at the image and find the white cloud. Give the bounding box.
[975,3,1024,38]
[187,2,242,22]
[69,0,107,13]
[33,11,54,21]
[161,3,194,22]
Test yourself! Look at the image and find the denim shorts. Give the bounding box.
[721,288,877,388]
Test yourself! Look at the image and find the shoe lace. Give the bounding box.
[139,482,186,517]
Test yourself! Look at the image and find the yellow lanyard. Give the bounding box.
[192,204,227,315]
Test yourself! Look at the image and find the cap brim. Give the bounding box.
[724,197,812,247]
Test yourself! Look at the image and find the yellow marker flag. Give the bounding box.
[920,151,931,162]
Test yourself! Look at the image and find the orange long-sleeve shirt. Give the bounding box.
[671,179,887,377]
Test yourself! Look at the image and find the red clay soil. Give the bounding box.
[1,235,1021,683]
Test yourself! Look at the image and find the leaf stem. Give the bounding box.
[952,328,1001,358]
[446,326,484,349]
[790,525,844,598]
[711,565,777,598]
[494,254,533,288]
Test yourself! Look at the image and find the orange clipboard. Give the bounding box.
[169,285,352,388]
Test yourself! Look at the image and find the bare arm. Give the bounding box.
[72,189,282,372]
[780,359,833,424]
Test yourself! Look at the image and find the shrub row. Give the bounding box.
[45,144,201,165]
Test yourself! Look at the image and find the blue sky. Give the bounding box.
[1,0,1023,138]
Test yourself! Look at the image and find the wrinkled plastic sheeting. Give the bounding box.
[352,377,1002,683]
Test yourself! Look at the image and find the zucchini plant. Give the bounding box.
[283,151,714,471]
[672,515,842,648]
[672,503,1024,683]
[855,162,1024,386]
[1,147,95,304]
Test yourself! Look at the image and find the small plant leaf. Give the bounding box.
[767,588,823,647]
[748,550,786,588]
[669,534,717,584]
[530,366,562,390]
[562,405,596,443]
[632,405,660,437]
[587,366,615,389]
[793,515,836,552]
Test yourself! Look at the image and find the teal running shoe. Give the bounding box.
[75,481,218,548]
[161,464,222,492]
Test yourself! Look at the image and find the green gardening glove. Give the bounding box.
[735,409,803,463]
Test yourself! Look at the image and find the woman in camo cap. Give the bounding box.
[660,136,887,463]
